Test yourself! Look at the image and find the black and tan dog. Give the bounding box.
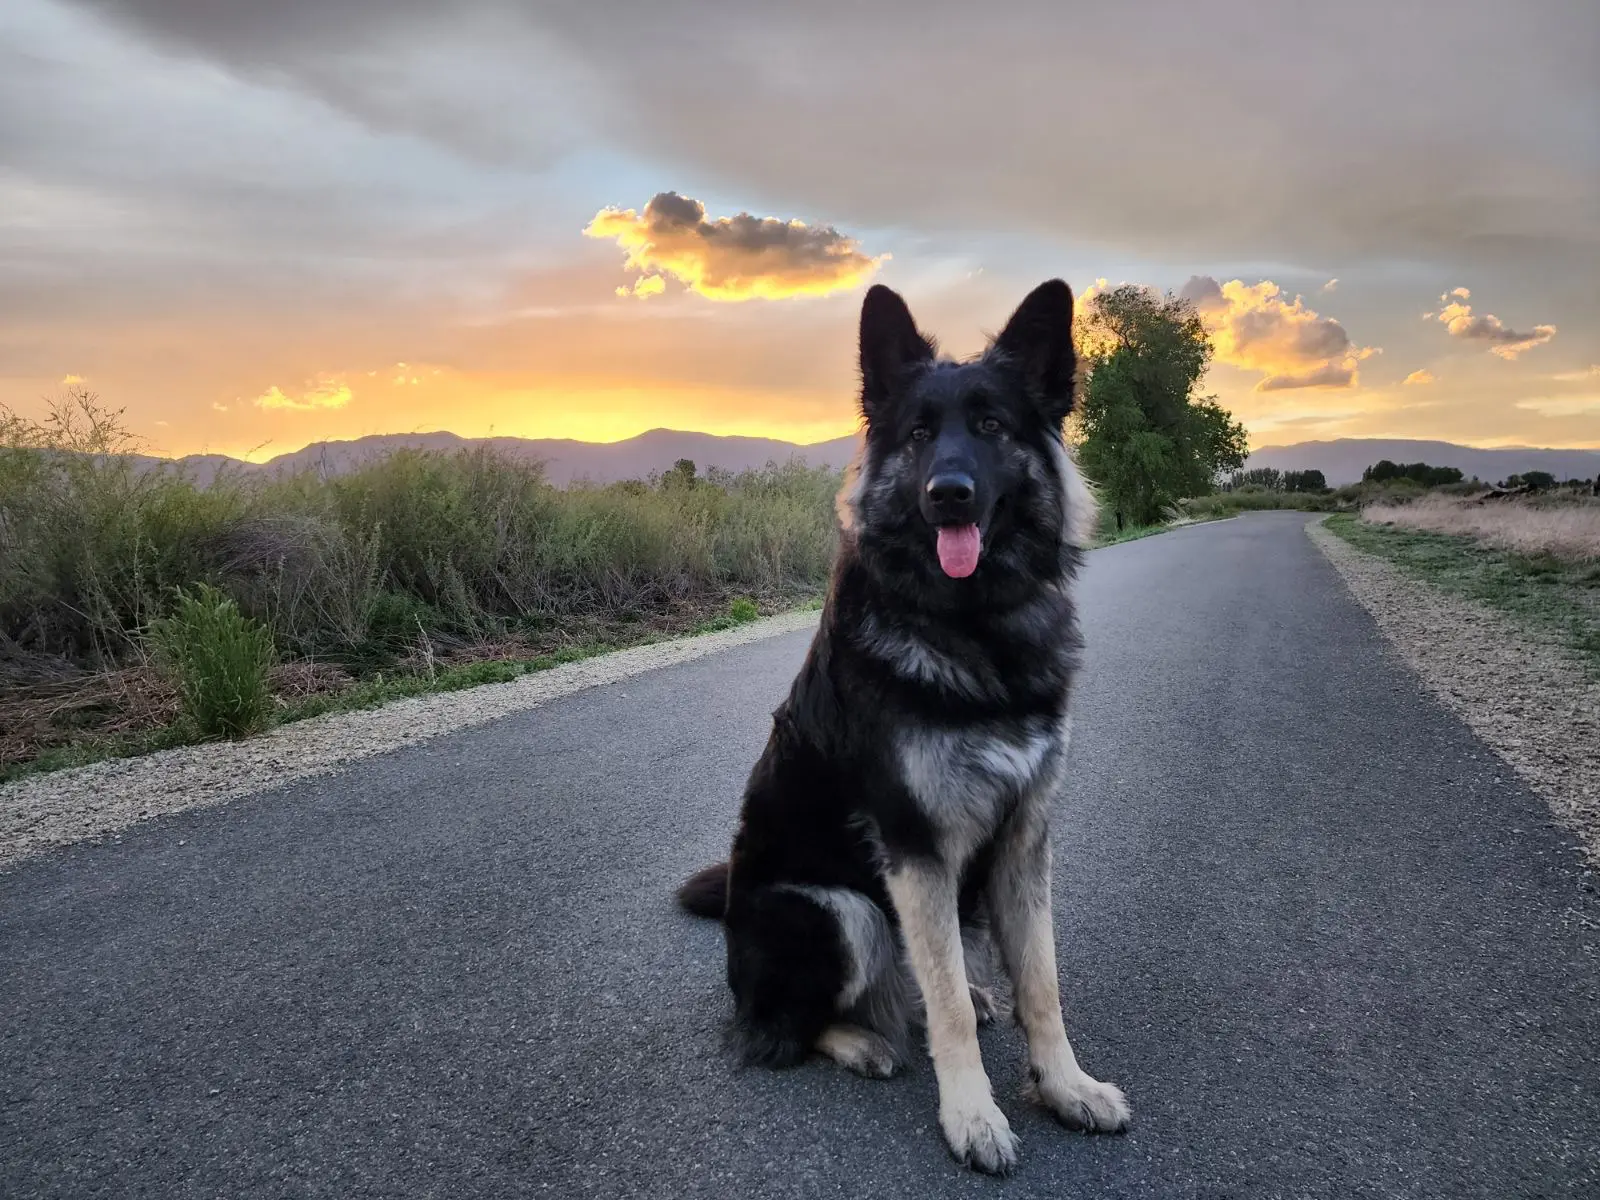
[678,280,1128,1174]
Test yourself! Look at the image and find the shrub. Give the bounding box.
[1,394,842,676]
[728,596,760,624]
[149,583,276,738]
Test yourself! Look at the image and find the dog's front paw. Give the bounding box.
[1029,1067,1132,1134]
[939,1084,1019,1174]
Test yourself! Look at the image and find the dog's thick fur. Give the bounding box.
[676,280,1129,1174]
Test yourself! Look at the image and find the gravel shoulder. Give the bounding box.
[0,609,820,870]
[1310,518,1600,865]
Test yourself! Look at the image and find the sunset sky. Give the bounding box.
[3,0,1596,461]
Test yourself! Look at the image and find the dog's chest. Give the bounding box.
[895,719,1065,849]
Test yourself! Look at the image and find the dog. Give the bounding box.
[676,279,1129,1174]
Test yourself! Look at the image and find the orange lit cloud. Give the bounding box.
[1426,288,1557,359]
[254,374,354,411]
[1179,276,1379,391]
[616,274,666,300]
[1404,369,1435,385]
[583,191,886,301]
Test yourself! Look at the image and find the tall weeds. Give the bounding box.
[1363,494,1600,562]
[150,584,276,738]
[1,392,842,677]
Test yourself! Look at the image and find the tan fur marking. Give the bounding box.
[886,862,1019,1173]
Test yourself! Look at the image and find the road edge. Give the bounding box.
[0,608,822,870]
[1307,516,1600,867]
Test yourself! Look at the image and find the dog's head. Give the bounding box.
[838,280,1095,607]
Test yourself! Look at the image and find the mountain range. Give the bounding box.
[134,429,1599,489]
[1241,439,1600,486]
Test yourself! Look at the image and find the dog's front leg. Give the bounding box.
[885,860,1018,1174]
[988,810,1132,1134]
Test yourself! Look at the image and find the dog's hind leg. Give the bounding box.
[962,920,1007,1026]
[987,795,1131,1135]
[726,885,909,1075]
[816,1024,899,1078]
[886,861,1018,1175]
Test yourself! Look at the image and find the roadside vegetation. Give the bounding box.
[1324,490,1600,671]
[6,337,1594,780]
[0,390,837,780]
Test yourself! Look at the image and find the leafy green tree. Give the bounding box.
[661,458,698,490]
[1283,469,1328,493]
[1228,467,1283,491]
[1364,460,1463,487]
[1073,285,1248,527]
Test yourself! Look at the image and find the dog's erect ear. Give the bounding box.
[859,284,935,423]
[993,279,1076,425]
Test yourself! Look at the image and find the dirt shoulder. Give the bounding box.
[0,609,820,871]
[1310,518,1600,866]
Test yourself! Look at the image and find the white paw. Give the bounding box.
[940,1089,1020,1175]
[1030,1067,1132,1134]
[816,1025,902,1079]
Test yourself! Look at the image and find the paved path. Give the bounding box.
[3,513,1595,1198]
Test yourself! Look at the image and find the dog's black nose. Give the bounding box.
[926,472,976,511]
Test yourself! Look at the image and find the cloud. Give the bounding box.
[582,192,886,301]
[1515,394,1600,417]
[1178,276,1379,392]
[1404,369,1435,385]
[61,373,85,384]
[253,374,353,411]
[1426,289,1557,359]
[1254,363,1362,392]
[1322,279,1338,292]
[616,274,665,300]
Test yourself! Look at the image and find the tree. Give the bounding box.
[1363,460,1462,487]
[1228,467,1283,491]
[1283,469,1327,493]
[661,458,698,490]
[1073,285,1248,527]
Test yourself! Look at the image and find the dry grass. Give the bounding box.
[1362,494,1600,562]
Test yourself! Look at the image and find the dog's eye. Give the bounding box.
[911,425,931,442]
[978,417,1002,435]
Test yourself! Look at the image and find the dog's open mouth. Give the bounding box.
[935,523,981,578]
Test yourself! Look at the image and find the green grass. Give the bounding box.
[1324,512,1600,670]
[150,583,276,738]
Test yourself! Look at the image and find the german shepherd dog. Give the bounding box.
[676,280,1129,1174]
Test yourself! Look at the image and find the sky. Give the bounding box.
[2,0,1597,461]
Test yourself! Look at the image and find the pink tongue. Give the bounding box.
[936,524,982,578]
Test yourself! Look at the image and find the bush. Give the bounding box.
[1,392,842,676]
[1180,490,1335,517]
[149,583,276,738]
[728,596,760,624]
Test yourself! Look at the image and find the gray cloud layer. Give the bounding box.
[4,0,1596,448]
[59,0,1599,290]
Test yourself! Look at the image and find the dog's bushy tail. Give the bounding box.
[676,862,730,919]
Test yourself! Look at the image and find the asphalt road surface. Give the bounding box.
[3,512,1597,1199]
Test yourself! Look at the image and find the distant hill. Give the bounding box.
[1243,439,1600,487]
[133,428,863,487]
[128,431,1599,491]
